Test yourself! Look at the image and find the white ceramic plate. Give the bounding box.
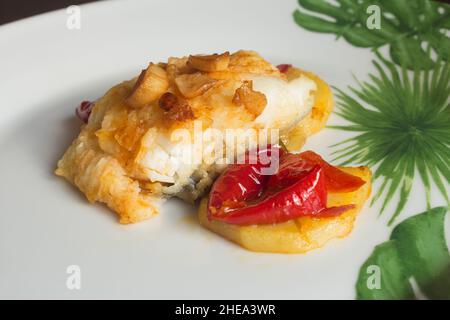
[1,0,448,299]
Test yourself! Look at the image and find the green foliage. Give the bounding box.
[356,207,450,299]
[293,0,450,69]
[330,53,450,224]
[356,241,415,299]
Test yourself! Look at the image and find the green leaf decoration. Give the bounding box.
[356,207,450,300]
[356,241,415,299]
[329,53,450,225]
[293,0,450,69]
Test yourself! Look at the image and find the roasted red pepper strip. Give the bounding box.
[208,146,280,213]
[208,162,267,213]
[276,64,292,73]
[208,148,364,225]
[76,100,94,123]
[297,151,366,192]
[212,166,328,225]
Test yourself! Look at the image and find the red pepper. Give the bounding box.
[276,64,292,73]
[208,148,364,225]
[271,151,365,193]
[76,100,94,123]
[208,146,280,213]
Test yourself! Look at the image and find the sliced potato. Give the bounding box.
[198,166,372,253]
[288,68,334,136]
[280,67,334,152]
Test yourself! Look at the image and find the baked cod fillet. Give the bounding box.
[56,51,333,224]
